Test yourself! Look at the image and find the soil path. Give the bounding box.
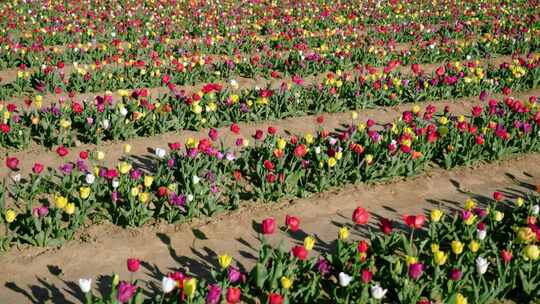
[0,152,539,303]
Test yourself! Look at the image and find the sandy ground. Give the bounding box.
[0,152,538,303]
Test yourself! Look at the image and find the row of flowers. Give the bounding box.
[1,55,539,149]
[1,38,539,99]
[2,0,535,51]
[1,95,539,249]
[75,188,540,303]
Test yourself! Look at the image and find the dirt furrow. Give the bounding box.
[1,152,539,303]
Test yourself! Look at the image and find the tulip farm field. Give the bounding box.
[3,0,540,303]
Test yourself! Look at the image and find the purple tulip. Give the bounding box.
[228,267,241,283]
[206,284,221,304]
[449,268,462,281]
[408,263,424,280]
[117,281,137,303]
[316,257,331,276]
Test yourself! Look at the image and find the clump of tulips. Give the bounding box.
[0,95,539,250]
[75,190,540,303]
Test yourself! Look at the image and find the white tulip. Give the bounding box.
[371,284,387,300]
[230,79,238,89]
[476,256,489,275]
[102,119,110,130]
[532,205,539,216]
[112,178,120,188]
[11,173,21,182]
[162,276,176,293]
[192,175,200,185]
[155,148,166,158]
[477,229,486,241]
[85,174,95,184]
[338,272,352,287]
[187,194,194,202]
[119,107,128,116]
[78,278,92,293]
[314,146,321,154]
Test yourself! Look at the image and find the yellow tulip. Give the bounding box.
[433,250,447,266]
[95,150,105,160]
[518,227,536,243]
[469,241,480,253]
[405,256,417,265]
[280,276,292,289]
[456,293,468,304]
[493,211,504,222]
[431,243,440,253]
[218,254,232,269]
[464,198,476,210]
[524,245,539,260]
[65,203,76,215]
[515,197,524,207]
[276,138,287,150]
[118,162,132,174]
[183,278,197,298]
[304,133,314,144]
[144,175,154,188]
[338,227,349,240]
[5,209,16,223]
[79,187,91,199]
[54,195,68,209]
[327,157,337,168]
[304,236,315,251]
[139,192,150,203]
[451,240,464,255]
[130,187,140,197]
[430,209,443,222]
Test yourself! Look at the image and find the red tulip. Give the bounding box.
[493,191,504,202]
[352,207,369,225]
[361,269,373,283]
[263,160,275,171]
[5,157,19,170]
[293,144,307,158]
[208,128,219,141]
[168,142,181,150]
[292,245,308,260]
[33,162,44,174]
[79,150,89,159]
[226,287,241,303]
[501,250,513,263]
[0,123,10,134]
[285,215,300,232]
[157,186,168,197]
[230,123,240,134]
[357,240,369,253]
[268,293,283,304]
[403,214,426,229]
[268,126,277,135]
[316,116,325,124]
[379,218,393,234]
[261,218,276,235]
[127,258,140,272]
[56,146,69,157]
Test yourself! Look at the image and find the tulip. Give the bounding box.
[56,146,69,157]
[338,272,352,287]
[469,241,480,253]
[123,144,132,153]
[430,209,443,222]
[95,150,105,160]
[143,175,154,187]
[261,218,276,234]
[183,278,197,298]
[403,214,425,229]
[449,268,462,281]
[361,269,373,283]
[155,148,166,158]
[268,293,283,304]
[292,245,308,260]
[79,187,91,199]
[280,276,293,289]
[370,284,387,300]
[65,203,76,215]
[379,218,393,234]
[5,209,16,223]
[501,250,513,263]
[456,293,468,304]
[162,276,176,293]
[451,240,464,255]
[285,215,300,231]
[408,263,424,280]
[117,281,137,303]
[78,278,92,293]
[85,174,96,184]
[206,284,221,304]
[476,257,489,274]
[433,250,448,266]
[353,207,369,224]
[218,254,232,269]
[304,236,315,251]
[226,287,241,303]
[533,205,540,216]
[523,245,539,260]
[5,157,19,170]
[32,163,44,174]
[338,227,349,240]
[515,197,524,207]
[493,191,504,202]
[358,240,369,253]
[127,258,140,272]
[492,210,504,222]
[227,267,241,283]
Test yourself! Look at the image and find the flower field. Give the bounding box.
[1,0,540,303]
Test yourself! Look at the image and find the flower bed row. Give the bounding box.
[2,0,535,49]
[2,36,538,98]
[1,96,539,249]
[77,188,540,303]
[1,55,539,150]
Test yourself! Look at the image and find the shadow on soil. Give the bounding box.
[4,172,537,302]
